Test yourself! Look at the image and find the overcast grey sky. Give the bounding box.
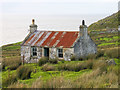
[0,0,119,15]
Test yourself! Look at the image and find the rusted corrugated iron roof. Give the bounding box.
[23,30,79,48]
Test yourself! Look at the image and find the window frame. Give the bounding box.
[31,46,37,57]
[57,48,63,58]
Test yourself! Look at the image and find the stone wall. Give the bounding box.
[74,35,97,58]
[63,48,74,61]
[21,46,31,63]
[21,46,74,63]
[49,48,74,61]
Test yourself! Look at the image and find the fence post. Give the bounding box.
[22,55,24,65]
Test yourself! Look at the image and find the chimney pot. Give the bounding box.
[82,20,85,25]
[32,19,35,24]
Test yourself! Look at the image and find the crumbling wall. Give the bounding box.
[63,48,74,61]
[74,35,97,58]
[21,46,43,63]
[21,46,31,63]
[49,48,74,61]
[49,48,57,59]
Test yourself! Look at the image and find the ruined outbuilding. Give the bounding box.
[21,19,97,63]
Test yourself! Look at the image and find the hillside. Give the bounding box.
[88,11,119,30]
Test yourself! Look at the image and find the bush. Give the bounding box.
[49,58,58,64]
[7,63,20,70]
[16,65,32,80]
[58,60,94,72]
[41,64,55,71]
[71,55,77,61]
[86,54,97,60]
[38,57,48,66]
[2,75,17,87]
[96,50,105,59]
[1,63,5,71]
[78,57,84,61]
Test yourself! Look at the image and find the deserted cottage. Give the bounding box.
[21,19,97,63]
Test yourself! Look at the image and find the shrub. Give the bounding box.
[41,64,55,71]
[1,63,5,71]
[2,75,17,87]
[60,59,65,63]
[49,58,58,64]
[16,65,32,80]
[96,50,105,59]
[86,54,97,60]
[58,60,94,72]
[7,63,20,70]
[38,57,48,66]
[71,55,77,61]
[78,57,84,61]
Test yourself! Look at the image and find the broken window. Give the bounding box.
[58,48,63,58]
[31,47,37,56]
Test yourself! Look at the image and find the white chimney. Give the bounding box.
[29,19,37,33]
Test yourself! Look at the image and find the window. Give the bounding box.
[31,47,37,56]
[58,49,63,58]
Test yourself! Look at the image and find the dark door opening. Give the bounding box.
[44,48,49,57]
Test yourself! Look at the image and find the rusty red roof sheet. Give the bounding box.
[23,30,79,48]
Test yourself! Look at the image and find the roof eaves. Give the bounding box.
[21,31,36,46]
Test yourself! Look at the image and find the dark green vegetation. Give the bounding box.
[88,11,118,30]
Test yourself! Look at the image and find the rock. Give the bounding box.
[106,59,116,65]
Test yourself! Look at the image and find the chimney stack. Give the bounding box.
[79,20,88,38]
[29,19,37,33]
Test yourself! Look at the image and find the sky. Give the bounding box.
[0,0,119,15]
[0,0,119,46]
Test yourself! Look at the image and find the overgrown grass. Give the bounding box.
[2,57,21,70]
[17,65,32,80]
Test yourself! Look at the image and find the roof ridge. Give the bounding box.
[36,30,79,32]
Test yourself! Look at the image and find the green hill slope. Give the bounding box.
[88,11,119,30]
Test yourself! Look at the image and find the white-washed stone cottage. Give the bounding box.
[21,19,97,63]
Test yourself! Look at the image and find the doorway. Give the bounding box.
[44,48,49,57]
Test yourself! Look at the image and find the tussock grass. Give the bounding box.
[31,59,118,88]
[105,48,119,58]
[41,64,55,71]
[2,74,17,87]
[2,56,21,70]
[17,65,32,80]
[8,82,28,88]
